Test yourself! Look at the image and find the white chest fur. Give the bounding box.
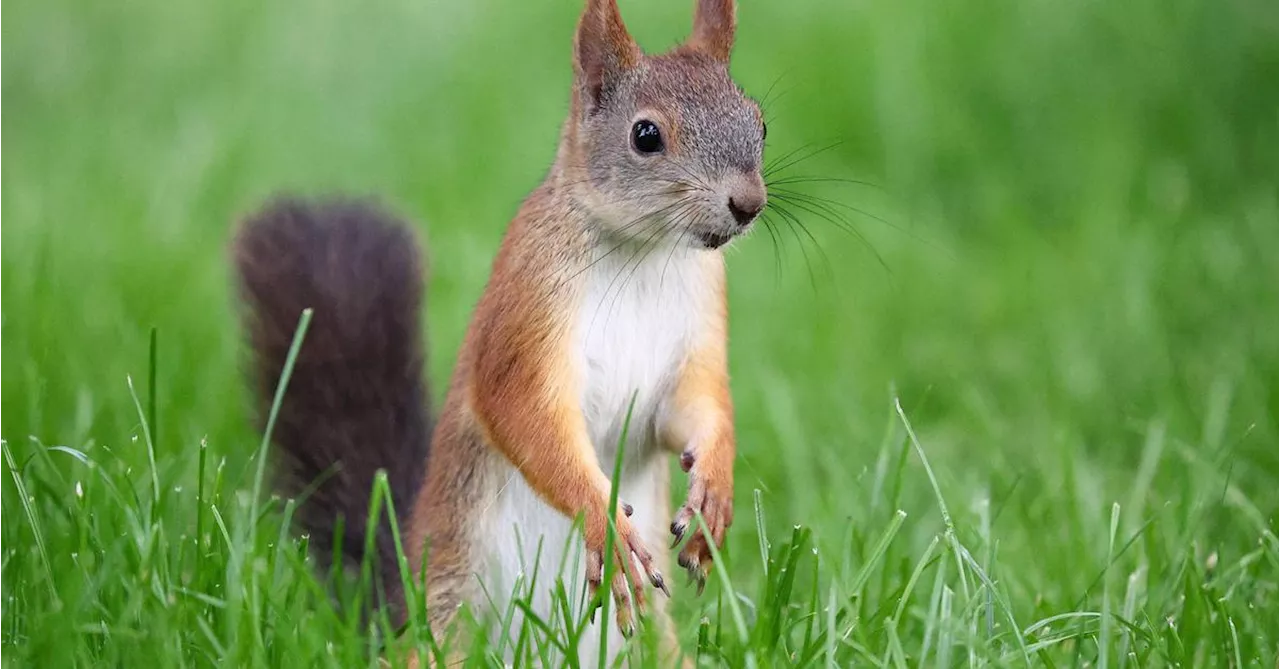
[574,243,709,466]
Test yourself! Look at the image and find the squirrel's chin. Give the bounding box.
[697,231,735,249]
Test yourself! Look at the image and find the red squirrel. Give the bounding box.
[232,0,766,662]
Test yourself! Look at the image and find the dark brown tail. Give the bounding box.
[231,195,431,612]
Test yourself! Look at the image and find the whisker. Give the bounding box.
[556,169,710,197]
[762,142,822,177]
[769,201,835,285]
[769,189,908,262]
[663,156,715,193]
[590,201,698,332]
[769,195,891,277]
[652,180,711,197]
[763,140,845,179]
[768,191,865,235]
[766,201,820,292]
[658,211,699,293]
[598,216,691,331]
[555,197,699,292]
[765,175,883,191]
[756,72,791,110]
[768,187,902,236]
[589,218,672,332]
[766,169,947,262]
[757,213,785,282]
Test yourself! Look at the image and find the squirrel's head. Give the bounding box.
[560,0,765,250]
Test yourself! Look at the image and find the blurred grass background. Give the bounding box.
[2,0,1276,665]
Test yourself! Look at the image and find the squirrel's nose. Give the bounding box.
[727,194,764,226]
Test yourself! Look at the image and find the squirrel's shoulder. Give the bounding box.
[488,181,593,278]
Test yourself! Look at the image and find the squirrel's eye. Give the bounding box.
[631,120,663,154]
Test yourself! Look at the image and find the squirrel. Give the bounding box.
[231,0,766,664]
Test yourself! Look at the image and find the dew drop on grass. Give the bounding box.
[75,482,83,498]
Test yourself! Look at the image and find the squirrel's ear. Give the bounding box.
[573,0,641,109]
[687,0,736,62]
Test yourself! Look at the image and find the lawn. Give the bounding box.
[2,0,1276,666]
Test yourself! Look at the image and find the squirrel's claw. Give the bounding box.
[650,570,670,597]
[669,520,687,548]
[677,539,710,594]
[671,456,733,596]
[584,506,667,633]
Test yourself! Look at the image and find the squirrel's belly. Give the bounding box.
[476,450,669,665]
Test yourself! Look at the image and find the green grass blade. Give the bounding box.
[125,375,161,515]
[248,308,313,531]
[2,441,58,602]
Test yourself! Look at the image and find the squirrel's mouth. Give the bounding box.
[698,231,734,249]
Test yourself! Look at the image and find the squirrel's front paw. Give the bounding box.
[670,449,734,592]
[585,505,669,636]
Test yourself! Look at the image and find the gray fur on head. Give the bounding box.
[565,0,767,250]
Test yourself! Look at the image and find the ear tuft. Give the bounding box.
[574,0,641,109]
[687,0,736,62]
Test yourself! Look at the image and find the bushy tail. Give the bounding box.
[231,195,432,611]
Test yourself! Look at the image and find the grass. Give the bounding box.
[2,0,1276,665]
